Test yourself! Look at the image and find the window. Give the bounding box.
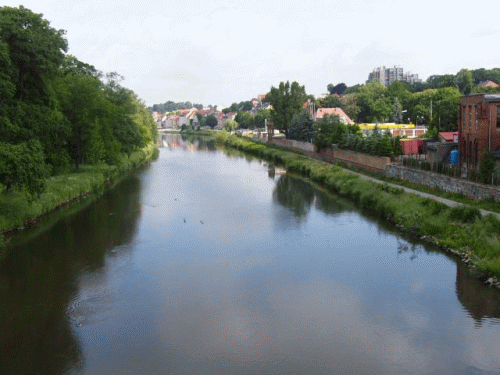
[475,105,479,130]
[469,106,472,128]
[497,106,500,128]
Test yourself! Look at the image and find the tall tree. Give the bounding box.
[266,81,306,137]
[456,69,474,95]
[0,6,67,103]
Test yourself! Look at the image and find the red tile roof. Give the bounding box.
[315,108,354,124]
[438,131,458,142]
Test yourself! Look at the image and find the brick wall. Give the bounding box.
[270,139,390,172]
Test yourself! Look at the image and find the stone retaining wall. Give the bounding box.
[386,165,500,201]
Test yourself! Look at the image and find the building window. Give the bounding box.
[475,106,479,130]
[469,106,472,128]
[497,106,500,128]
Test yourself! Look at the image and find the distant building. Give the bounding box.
[478,80,499,88]
[367,65,422,86]
[315,108,354,124]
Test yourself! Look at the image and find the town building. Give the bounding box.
[367,66,422,86]
[478,80,499,88]
[458,94,500,170]
[314,108,354,124]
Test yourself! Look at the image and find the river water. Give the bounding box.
[1,133,500,375]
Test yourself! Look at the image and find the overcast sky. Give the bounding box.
[4,0,500,107]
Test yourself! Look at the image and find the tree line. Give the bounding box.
[0,6,158,199]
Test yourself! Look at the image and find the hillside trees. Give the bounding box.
[0,6,158,198]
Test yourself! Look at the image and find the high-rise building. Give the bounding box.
[367,66,422,86]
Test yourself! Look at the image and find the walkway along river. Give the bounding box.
[1,133,500,375]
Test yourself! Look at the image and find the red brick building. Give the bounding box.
[458,94,500,169]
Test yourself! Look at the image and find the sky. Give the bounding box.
[4,0,500,107]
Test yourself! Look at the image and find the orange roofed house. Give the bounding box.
[314,108,354,125]
[458,94,500,170]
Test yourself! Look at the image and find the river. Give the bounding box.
[1,133,500,375]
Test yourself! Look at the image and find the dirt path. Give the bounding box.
[342,168,500,219]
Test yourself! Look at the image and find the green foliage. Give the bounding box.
[205,114,218,128]
[288,110,314,142]
[0,6,67,103]
[0,140,49,200]
[479,149,496,184]
[0,6,157,200]
[457,68,474,94]
[266,81,306,137]
[235,111,253,129]
[326,83,347,96]
[313,115,348,151]
[318,95,342,108]
[224,119,238,132]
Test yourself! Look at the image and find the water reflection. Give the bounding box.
[273,174,315,221]
[456,261,500,324]
[0,176,142,375]
[2,133,500,374]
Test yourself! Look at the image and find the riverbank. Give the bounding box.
[214,130,500,283]
[0,143,158,248]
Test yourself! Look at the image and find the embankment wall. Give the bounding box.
[386,165,500,201]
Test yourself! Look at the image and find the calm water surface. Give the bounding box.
[1,133,500,375]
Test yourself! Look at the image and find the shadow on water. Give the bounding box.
[0,175,143,375]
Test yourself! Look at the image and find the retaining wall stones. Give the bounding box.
[386,164,500,201]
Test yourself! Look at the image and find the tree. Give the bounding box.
[239,101,253,111]
[457,69,474,95]
[0,140,49,200]
[235,111,253,129]
[392,97,403,123]
[266,81,306,137]
[313,115,347,151]
[288,110,314,142]
[0,6,68,103]
[205,114,218,128]
[318,95,342,108]
[479,149,496,184]
[224,119,238,132]
[327,83,347,96]
[254,109,271,128]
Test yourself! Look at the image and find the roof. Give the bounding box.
[478,80,499,88]
[438,131,458,142]
[315,108,354,124]
[484,94,500,102]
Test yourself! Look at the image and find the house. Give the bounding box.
[478,80,499,88]
[458,94,500,170]
[438,131,459,143]
[314,108,354,124]
[426,132,459,164]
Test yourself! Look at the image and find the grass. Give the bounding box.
[215,131,500,279]
[0,143,157,238]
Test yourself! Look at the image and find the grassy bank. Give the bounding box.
[0,143,157,246]
[214,131,500,280]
